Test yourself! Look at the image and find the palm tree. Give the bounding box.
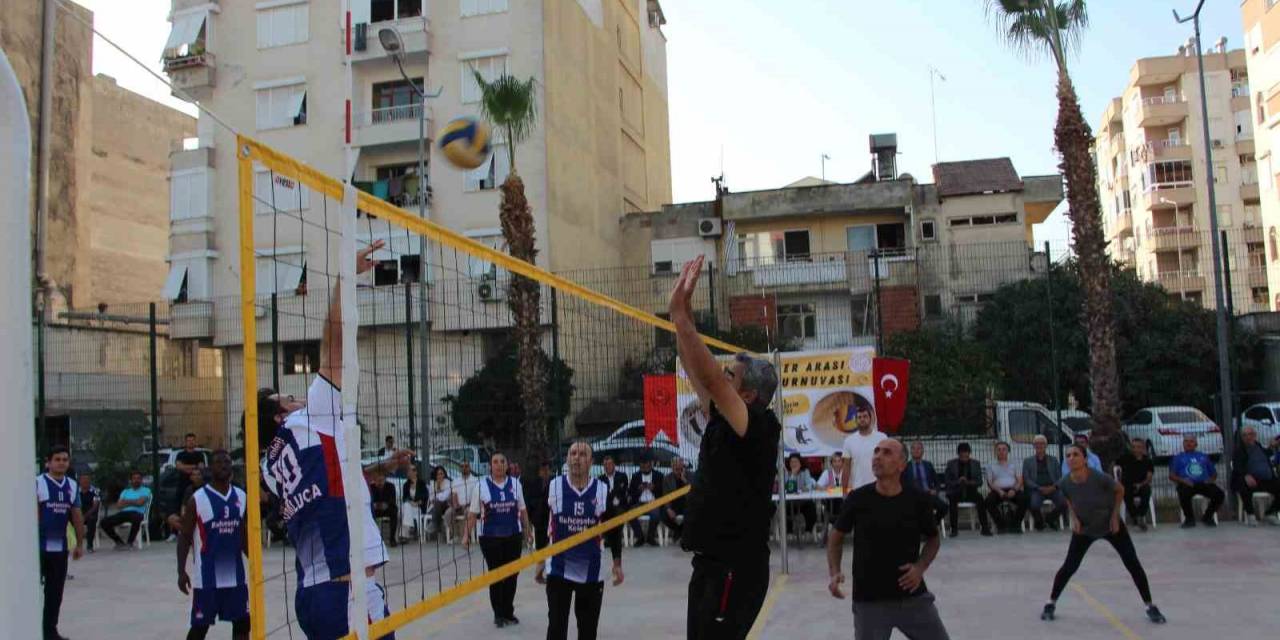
[474,71,550,463]
[984,1,1123,463]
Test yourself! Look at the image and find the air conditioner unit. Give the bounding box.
[1212,139,1224,149]
[697,217,723,238]
[477,273,504,302]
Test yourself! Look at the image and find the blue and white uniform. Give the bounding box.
[190,484,249,626]
[470,476,526,537]
[36,474,79,553]
[264,375,392,640]
[546,476,613,584]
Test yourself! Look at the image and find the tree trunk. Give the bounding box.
[499,173,550,465]
[1054,72,1123,467]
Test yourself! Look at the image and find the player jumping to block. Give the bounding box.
[261,241,413,640]
[177,450,249,640]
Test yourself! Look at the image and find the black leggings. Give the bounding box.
[1050,528,1152,604]
[187,617,249,640]
[479,534,523,619]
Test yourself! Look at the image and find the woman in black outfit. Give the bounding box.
[399,464,429,541]
[1042,444,1166,625]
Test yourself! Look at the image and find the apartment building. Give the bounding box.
[618,136,1064,350]
[1243,0,1280,311]
[159,0,673,447]
[0,1,195,310]
[1095,43,1265,311]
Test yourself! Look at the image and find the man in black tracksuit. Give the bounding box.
[669,255,782,639]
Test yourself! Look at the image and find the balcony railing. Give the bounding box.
[1142,94,1185,106]
[355,103,425,128]
[163,50,213,72]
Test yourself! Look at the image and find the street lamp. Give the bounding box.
[1173,1,1235,493]
[379,26,440,454]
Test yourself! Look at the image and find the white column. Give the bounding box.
[0,48,40,640]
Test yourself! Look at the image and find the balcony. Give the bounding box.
[1139,183,1195,211]
[169,144,214,171]
[350,16,430,64]
[352,104,433,148]
[1241,182,1261,203]
[751,257,848,289]
[164,51,215,101]
[1156,269,1205,292]
[1136,95,1188,128]
[1111,209,1134,238]
[1249,269,1269,288]
[1145,139,1191,161]
[1146,224,1200,251]
[170,301,213,340]
[1237,136,1255,155]
[1242,225,1264,244]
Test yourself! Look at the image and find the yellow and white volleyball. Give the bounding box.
[436,116,492,170]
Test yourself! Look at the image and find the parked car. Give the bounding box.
[1122,406,1222,460]
[1238,402,1280,444]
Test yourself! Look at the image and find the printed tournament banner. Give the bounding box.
[675,347,876,460]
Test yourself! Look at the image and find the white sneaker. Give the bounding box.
[1247,515,1258,527]
[166,533,177,542]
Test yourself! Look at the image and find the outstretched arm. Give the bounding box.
[318,241,384,389]
[669,256,749,436]
[176,495,197,594]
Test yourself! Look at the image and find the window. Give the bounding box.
[780,230,811,262]
[370,0,422,22]
[1149,160,1192,186]
[399,255,421,283]
[254,169,311,214]
[373,260,399,286]
[461,0,508,17]
[170,169,208,221]
[257,1,309,49]
[1183,291,1204,306]
[1214,164,1228,185]
[162,265,189,302]
[846,226,876,254]
[372,78,423,110]
[777,303,816,341]
[923,294,942,318]
[1245,406,1274,422]
[282,342,320,375]
[255,252,306,295]
[465,232,505,278]
[920,220,936,241]
[949,213,1018,227]
[465,143,510,191]
[1253,287,1270,305]
[255,82,307,130]
[1008,410,1039,444]
[1217,204,1232,227]
[1130,410,1153,425]
[876,223,907,252]
[850,295,873,336]
[460,54,507,104]
[163,10,209,60]
[955,293,994,304]
[1258,92,1267,125]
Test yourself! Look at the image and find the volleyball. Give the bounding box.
[437,116,492,170]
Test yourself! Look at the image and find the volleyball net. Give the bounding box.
[237,136,743,639]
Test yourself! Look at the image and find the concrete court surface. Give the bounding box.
[55,522,1278,639]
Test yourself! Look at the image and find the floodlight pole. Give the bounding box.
[1174,0,1235,497]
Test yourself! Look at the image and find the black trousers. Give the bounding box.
[1175,483,1224,521]
[479,534,523,619]
[983,489,1027,531]
[1050,528,1152,605]
[187,617,250,640]
[663,508,684,539]
[84,514,98,550]
[1123,483,1152,520]
[41,550,69,638]
[946,487,989,532]
[1234,477,1280,515]
[530,511,550,550]
[101,511,144,545]
[629,505,660,542]
[545,575,604,640]
[687,551,771,640]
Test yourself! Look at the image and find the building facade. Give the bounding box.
[1095,43,1265,311]
[618,137,1064,350]
[159,0,673,448]
[1,1,195,310]
[1243,0,1280,311]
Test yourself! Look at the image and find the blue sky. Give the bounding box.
[76,0,1248,247]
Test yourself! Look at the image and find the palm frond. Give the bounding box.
[473,71,538,148]
[983,0,1090,72]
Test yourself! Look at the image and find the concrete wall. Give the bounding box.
[1244,1,1280,311]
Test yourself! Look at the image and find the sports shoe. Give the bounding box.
[1201,515,1217,527]
[980,528,993,537]
[1146,605,1166,624]
[1180,520,1196,529]
[494,616,507,628]
[505,616,520,625]
[1040,603,1056,621]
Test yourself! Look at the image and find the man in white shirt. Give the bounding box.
[450,461,481,541]
[840,405,886,492]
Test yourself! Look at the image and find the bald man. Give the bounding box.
[828,438,950,640]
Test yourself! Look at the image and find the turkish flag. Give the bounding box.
[872,358,910,434]
[643,374,678,446]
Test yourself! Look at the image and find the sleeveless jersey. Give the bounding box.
[36,474,79,552]
[476,476,523,538]
[264,375,387,587]
[546,476,609,584]
[192,484,248,589]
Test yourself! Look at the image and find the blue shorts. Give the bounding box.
[295,580,394,640]
[191,586,249,627]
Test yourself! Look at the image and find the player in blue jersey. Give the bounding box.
[178,450,249,640]
[260,241,411,640]
[36,445,86,640]
[536,441,624,640]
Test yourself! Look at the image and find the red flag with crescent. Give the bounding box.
[872,358,910,434]
[644,374,678,445]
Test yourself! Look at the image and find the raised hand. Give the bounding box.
[357,240,386,275]
[667,255,705,319]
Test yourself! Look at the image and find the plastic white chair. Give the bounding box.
[1022,501,1068,532]
[1237,492,1274,525]
[955,502,980,532]
[1112,468,1157,530]
[1180,494,1218,525]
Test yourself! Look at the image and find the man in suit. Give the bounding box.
[628,454,665,546]
[944,442,991,536]
[1022,435,1066,531]
[598,455,630,514]
[524,461,553,549]
[1232,426,1280,525]
[662,457,692,538]
[901,440,947,525]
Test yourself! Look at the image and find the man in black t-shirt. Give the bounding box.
[1115,439,1155,530]
[828,438,951,640]
[670,256,782,640]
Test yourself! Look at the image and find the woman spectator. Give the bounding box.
[784,453,818,534]
[464,452,533,628]
[427,465,453,541]
[399,465,428,541]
